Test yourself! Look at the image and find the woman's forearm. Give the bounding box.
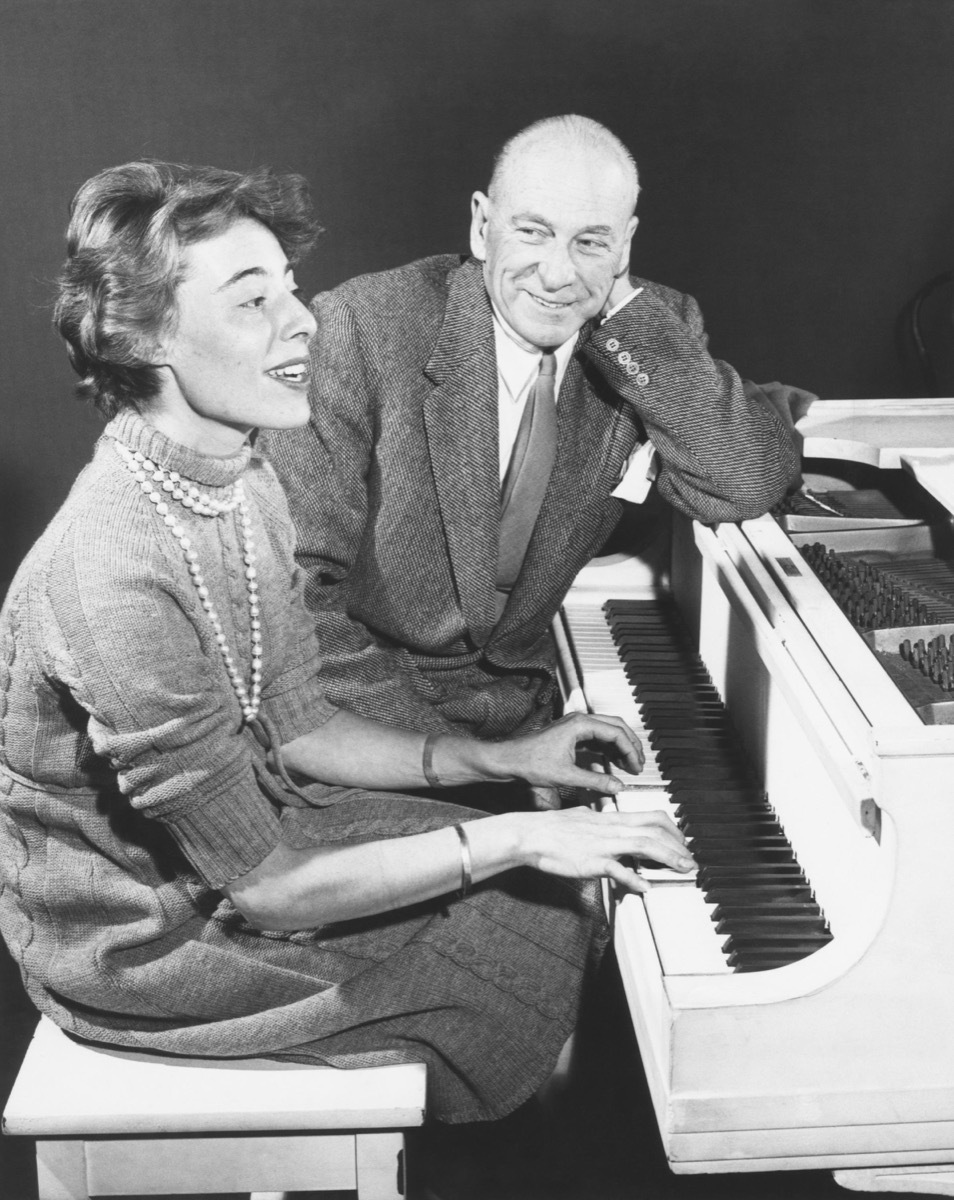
[281,707,650,797]
[224,814,524,930]
[280,708,509,789]
[223,805,696,932]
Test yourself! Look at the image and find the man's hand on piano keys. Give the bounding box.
[491,712,646,793]
[503,806,696,893]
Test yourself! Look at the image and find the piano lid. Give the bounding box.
[900,452,954,516]
[796,397,954,469]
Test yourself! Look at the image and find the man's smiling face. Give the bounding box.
[470,139,638,352]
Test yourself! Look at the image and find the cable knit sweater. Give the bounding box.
[0,410,605,1123]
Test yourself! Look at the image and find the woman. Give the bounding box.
[0,161,693,1128]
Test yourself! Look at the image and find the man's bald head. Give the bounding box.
[489,115,640,216]
[470,115,640,352]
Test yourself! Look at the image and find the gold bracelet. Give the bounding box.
[422,732,442,788]
[454,823,473,898]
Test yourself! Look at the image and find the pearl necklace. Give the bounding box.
[113,439,263,722]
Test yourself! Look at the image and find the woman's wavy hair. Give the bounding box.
[54,160,323,418]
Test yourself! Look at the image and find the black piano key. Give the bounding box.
[638,700,724,710]
[615,645,706,662]
[706,880,816,897]
[643,718,734,732]
[715,916,830,936]
[697,865,807,886]
[713,903,823,920]
[730,953,812,972]
[602,596,833,974]
[650,737,737,753]
[724,936,833,962]
[650,727,735,740]
[664,763,756,780]
[680,817,783,832]
[670,775,760,792]
[626,661,696,673]
[707,885,817,903]
[693,848,797,867]
[652,739,748,758]
[686,832,791,846]
[671,788,769,805]
[623,663,709,672]
[642,703,731,714]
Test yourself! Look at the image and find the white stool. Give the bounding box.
[2,1016,427,1200]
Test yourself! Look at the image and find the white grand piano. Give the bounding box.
[554,399,954,1196]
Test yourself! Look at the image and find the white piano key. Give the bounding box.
[612,787,696,880]
[615,786,677,816]
[642,886,733,975]
[562,598,734,975]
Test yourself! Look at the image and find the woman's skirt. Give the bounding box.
[9,790,608,1123]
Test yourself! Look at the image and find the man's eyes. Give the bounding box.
[240,295,267,310]
[577,238,611,254]
[513,226,611,253]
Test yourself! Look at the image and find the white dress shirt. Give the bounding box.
[490,289,657,502]
[490,307,577,481]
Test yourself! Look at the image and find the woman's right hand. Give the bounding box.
[481,805,695,895]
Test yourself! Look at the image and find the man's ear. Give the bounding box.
[469,192,491,261]
[617,215,639,275]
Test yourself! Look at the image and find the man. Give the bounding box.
[264,115,802,744]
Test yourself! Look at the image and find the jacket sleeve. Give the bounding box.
[580,288,801,523]
[262,291,465,734]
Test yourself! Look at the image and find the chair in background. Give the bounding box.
[897,270,954,396]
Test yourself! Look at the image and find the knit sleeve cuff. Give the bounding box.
[162,781,283,890]
[266,684,339,744]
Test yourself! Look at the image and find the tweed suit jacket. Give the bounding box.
[264,255,798,739]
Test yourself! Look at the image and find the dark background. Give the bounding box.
[3,0,954,592]
[1,1,953,1196]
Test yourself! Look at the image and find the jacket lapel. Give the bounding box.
[423,260,500,645]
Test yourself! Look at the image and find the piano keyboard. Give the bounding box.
[561,597,832,975]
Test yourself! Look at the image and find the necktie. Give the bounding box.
[496,352,558,612]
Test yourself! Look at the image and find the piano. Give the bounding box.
[553,398,954,1195]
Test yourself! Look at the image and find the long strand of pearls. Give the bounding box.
[114,440,262,722]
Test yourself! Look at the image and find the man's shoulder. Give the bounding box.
[318,254,468,315]
[630,276,695,317]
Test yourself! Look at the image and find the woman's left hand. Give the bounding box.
[492,712,644,794]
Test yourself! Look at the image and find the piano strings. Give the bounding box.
[799,541,954,716]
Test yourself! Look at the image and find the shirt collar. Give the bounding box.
[490,301,579,403]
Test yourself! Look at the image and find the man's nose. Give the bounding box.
[536,241,577,291]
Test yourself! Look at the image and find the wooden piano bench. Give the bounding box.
[2,1016,427,1200]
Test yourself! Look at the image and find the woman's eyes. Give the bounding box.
[239,284,303,311]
